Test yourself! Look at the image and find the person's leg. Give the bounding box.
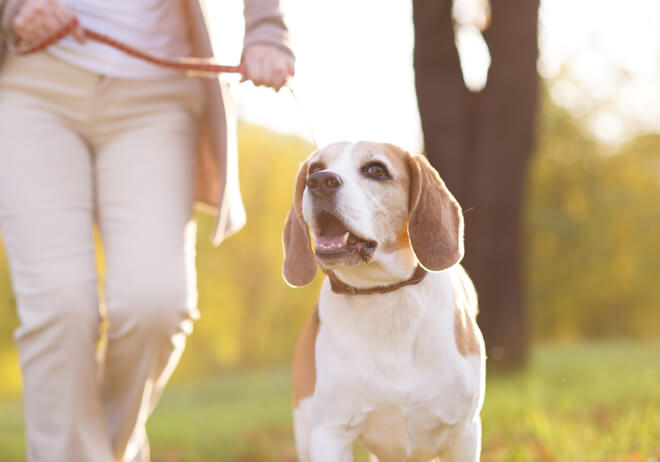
[92,75,203,461]
[0,55,113,462]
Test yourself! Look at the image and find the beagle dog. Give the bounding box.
[283,142,485,462]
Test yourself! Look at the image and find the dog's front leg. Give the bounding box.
[442,418,481,462]
[310,424,355,462]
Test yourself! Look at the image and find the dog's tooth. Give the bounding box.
[342,232,349,245]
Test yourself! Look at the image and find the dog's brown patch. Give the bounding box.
[453,266,482,357]
[292,305,320,408]
[380,143,412,183]
[395,221,411,248]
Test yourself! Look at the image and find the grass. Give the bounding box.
[0,341,659,462]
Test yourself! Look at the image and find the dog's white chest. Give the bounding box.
[355,369,477,461]
[359,401,459,461]
[313,274,482,461]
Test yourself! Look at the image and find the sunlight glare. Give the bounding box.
[207,0,660,150]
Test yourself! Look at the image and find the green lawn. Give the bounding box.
[1,341,659,461]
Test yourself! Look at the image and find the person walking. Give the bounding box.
[0,0,294,460]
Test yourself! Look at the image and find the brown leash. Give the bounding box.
[10,16,321,145]
[325,265,428,296]
[11,17,244,77]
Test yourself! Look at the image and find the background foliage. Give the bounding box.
[528,92,660,340]
[1,90,659,396]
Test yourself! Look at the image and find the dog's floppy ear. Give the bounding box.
[407,154,464,271]
[282,160,317,287]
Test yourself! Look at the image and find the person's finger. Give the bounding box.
[72,25,86,43]
[53,1,73,21]
[12,10,38,43]
[248,59,266,86]
[287,57,296,78]
[270,66,287,91]
[53,2,83,43]
[39,10,62,33]
[13,0,82,45]
[270,56,294,87]
[14,2,65,44]
[260,64,276,87]
[243,46,296,89]
[16,23,42,44]
[12,4,31,28]
[239,57,249,82]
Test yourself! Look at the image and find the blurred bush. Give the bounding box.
[527,94,660,340]
[1,92,659,394]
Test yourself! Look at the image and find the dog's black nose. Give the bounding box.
[307,171,342,197]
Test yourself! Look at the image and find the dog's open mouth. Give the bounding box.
[312,211,377,259]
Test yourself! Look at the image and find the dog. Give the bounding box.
[282,141,485,462]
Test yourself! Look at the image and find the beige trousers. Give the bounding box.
[0,52,203,462]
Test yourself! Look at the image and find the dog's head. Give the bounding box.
[282,141,464,287]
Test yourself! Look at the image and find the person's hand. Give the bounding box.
[13,0,86,45]
[242,44,295,91]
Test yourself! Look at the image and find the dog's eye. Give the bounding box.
[362,162,390,180]
[308,162,325,175]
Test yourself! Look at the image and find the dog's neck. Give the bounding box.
[326,265,427,295]
[325,246,420,293]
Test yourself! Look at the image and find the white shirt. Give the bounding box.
[49,0,191,79]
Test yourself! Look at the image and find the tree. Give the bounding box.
[412,0,540,368]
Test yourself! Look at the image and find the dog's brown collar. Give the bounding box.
[325,265,428,295]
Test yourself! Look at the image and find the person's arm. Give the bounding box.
[242,0,295,91]
[243,0,291,53]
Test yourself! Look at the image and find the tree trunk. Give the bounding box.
[413,0,539,369]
